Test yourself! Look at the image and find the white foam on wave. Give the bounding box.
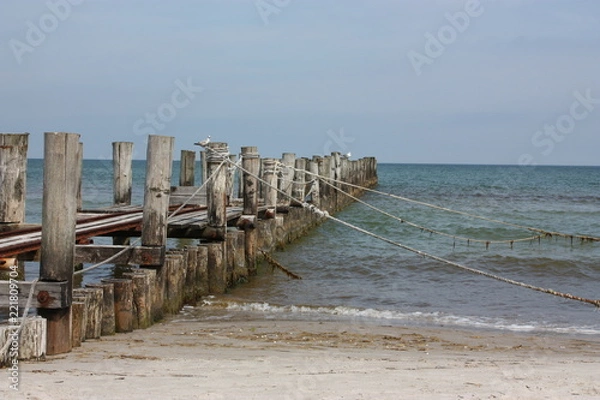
[200,300,600,336]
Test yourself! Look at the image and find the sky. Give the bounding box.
[1,0,599,165]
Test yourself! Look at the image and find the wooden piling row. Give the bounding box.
[0,133,378,363]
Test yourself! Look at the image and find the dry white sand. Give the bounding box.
[3,316,600,400]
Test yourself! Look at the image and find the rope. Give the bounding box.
[75,157,229,276]
[319,178,544,248]
[260,250,302,279]
[321,212,600,308]
[299,168,600,243]
[225,156,600,309]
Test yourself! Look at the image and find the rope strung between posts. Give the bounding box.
[260,250,302,279]
[75,157,229,276]
[1,279,39,358]
[322,212,600,308]
[319,178,544,248]
[298,167,600,243]
[223,156,600,309]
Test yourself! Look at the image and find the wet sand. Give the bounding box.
[3,316,600,399]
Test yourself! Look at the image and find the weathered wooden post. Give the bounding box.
[78,287,103,340]
[227,154,237,201]
[320,155,332,212]
[71,300,85,347]
[278,153,295,205]
[200,150,207,184]
[330,152,341,211]
[180,150,196,186]
[309,156,321,208]
[339,155,349,208]
[196,245,209,296]
[262,158,278,218]
[38,132,80,355]
[292,157,306,205]
[85,282,115,336]
[238,146,260,275]
[183,246,199,303]
[102,278,133,333]
[141,135,174,249]
[206,242,226,294]
[123,270,152,329]
[113,142,134,206]
[0,133,29,224]
[203,142,229,293]
[204,142,229,241]
[76,142,83,211]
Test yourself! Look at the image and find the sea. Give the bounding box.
[20,160,600,336]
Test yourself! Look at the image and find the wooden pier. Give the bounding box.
[0,132,377,363]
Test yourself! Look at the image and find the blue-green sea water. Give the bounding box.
[22,160,600,335]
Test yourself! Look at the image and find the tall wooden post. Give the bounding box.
[262,158,278,218]
[141,136,174,249]
[113,142,134,206]
[38,132,80,355]
[339,155,349,207]
[239,146,259,274]
[278,153,295,205]
[200,150,207,184]
[112,142,134,245]
[227,154,237,202]
[75,142,83,211]
[309,156,321,208]
[330,152,341,211]
[292,158,306,205]
[320,155,331,212]
[179,150,196,186]
[0,133,29,223]
[204,142,229,240]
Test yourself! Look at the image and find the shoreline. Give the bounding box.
[4,312,599,399]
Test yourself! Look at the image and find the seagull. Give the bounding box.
[194,135,211,147]
[344,152,352,159]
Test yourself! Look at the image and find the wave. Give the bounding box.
[196,299,600,336]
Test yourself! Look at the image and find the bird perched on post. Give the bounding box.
[194,135,211,147]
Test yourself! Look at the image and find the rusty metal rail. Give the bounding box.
[0,205,207,258]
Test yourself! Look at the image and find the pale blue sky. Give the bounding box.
[1,0,599,164]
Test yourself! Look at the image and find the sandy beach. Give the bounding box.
[2,314,599,400]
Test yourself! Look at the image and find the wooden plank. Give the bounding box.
[169,186,206,206]
[0,280,69,309]
[74,245,165,265]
